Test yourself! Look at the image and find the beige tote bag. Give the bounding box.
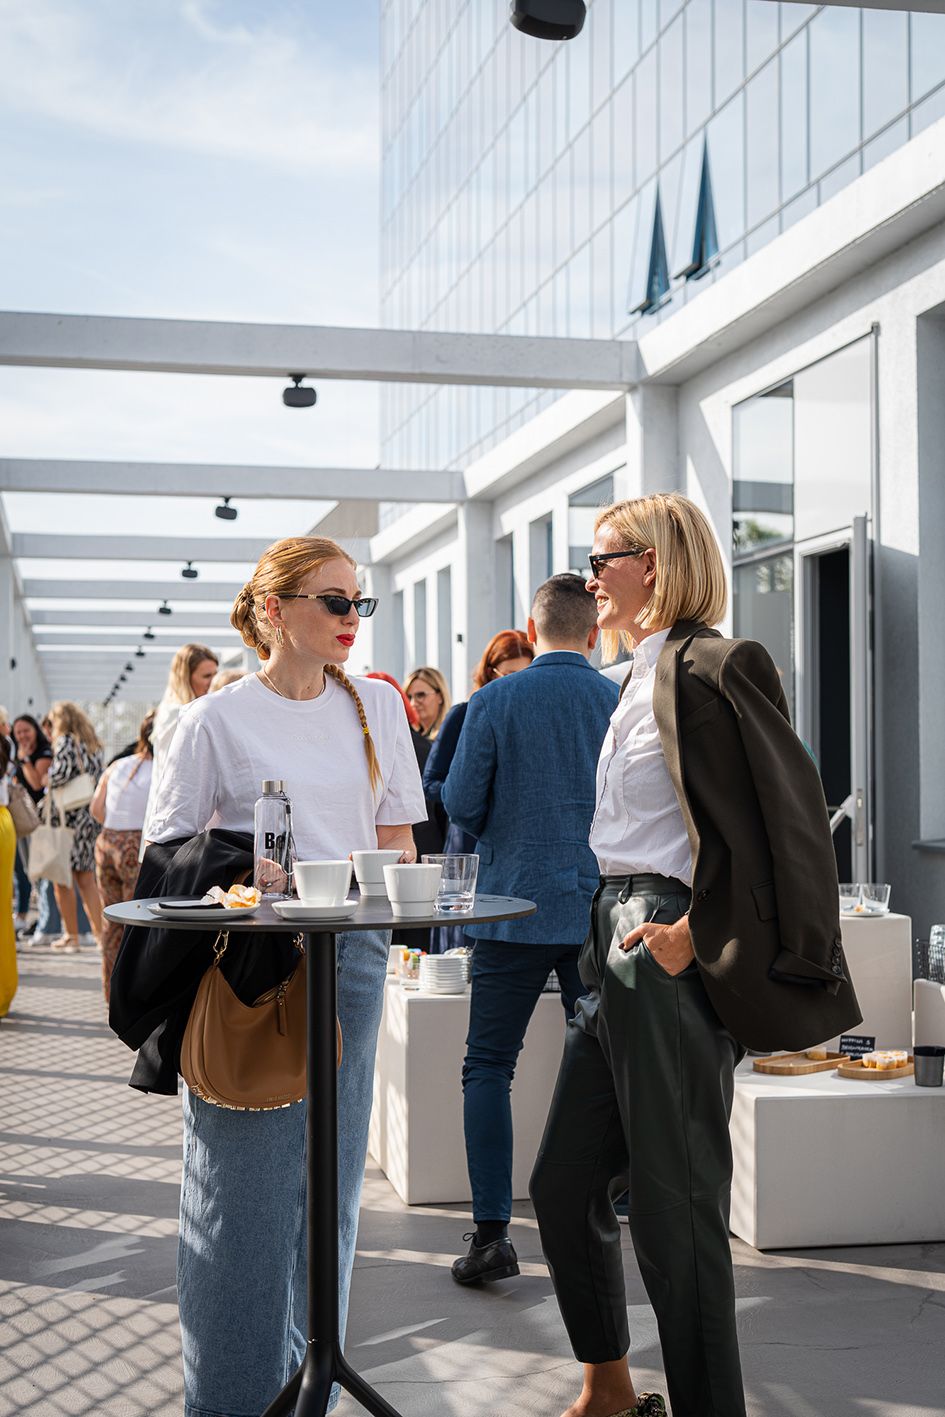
[27,793,74,886]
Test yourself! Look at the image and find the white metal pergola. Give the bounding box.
[0,311,638,706]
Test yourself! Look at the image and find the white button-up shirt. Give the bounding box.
[589,628,692,884]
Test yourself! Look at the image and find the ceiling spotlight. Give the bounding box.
[135,647,145,658]
[125,662,134,673]
[182,561,199,580]
[215,496,238,522]
[144,627,156,640]
[283,373,317,409]
[510,0,585,40]
[158,600,172,616]
[119,674,127,683]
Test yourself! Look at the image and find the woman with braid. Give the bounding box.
[145,536,426,1417]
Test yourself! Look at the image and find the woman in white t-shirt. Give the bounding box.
[90,712,154,1004]
[147,535,426,1417]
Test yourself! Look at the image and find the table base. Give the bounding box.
[260,930,404,1417]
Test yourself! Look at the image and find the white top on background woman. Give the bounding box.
[140,642,218,855]
[145,534,425,1417]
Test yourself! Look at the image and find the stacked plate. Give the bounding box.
[418,954,468,995]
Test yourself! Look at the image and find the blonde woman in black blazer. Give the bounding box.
[530,493,860,1417]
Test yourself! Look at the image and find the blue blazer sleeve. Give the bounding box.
[440,695,496,837]
[422,702,467,803]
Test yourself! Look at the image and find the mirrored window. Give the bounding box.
[780,31,808,201]
[660,15,684,160]
[911,12,945,103]
[707,93,745,252]
[809,7,861,178]
[569,475,616,575]
[746,59,779,229]
[733,556,795,719]
[714,0,745,108]
[863,10,908,138]
[793,338,872,542]
[685,0,713,136]
[733,384,794,554]
[746,0,779,73]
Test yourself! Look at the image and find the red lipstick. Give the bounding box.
[336,634,355,647]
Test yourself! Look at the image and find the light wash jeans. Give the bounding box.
[35,877,91,935]
[177,928,390,1417]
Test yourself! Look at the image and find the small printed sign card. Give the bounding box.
[839,1034,876,1059]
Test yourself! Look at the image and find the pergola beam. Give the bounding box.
[0,311,640,390]
[35,630,243,646]
[14,533,370,564]
[24,578,245,602]
[0,457,464,504]
[31,608,236,627]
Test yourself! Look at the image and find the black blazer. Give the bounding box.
[652,620,861,1052]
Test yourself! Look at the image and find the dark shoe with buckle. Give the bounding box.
[450,1231,520,1284]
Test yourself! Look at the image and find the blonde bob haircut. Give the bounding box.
[231,535,383,793]
[164,643,219,707]
[403,666,452,739]
[594,492,727,662]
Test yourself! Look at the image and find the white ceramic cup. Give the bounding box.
[383,862,443,917]
[294,860,352,906]
[351,849,404,897]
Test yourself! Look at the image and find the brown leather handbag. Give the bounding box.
[180,931,342,1111]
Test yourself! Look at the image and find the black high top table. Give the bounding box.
[106,893,536,1417]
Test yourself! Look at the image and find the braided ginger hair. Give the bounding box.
[231,536,382,793]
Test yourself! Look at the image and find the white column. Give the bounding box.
[454,502,496,698]
[511,525,530,629]
[362,563,394,677]
[551,491,571,573]
[621,386,679,498]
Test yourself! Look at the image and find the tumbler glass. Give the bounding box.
[913,1045,945,1087]
[861,883,891,915]
[421,853,479,913]
[839,883,860,915]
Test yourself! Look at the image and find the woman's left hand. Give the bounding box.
[620,914,695,976]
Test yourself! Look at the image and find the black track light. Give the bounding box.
[135,647,145,658]
[158,600,172,616]
[510,0,585,40]
[125,662,134,673]
[215,496,238,521]
[144,627,156,640]
[283,373,317,409]
[182,561,199,580]
[119,674,126,683]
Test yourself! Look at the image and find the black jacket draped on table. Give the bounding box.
[108,829,298,1096]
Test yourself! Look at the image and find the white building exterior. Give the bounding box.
[368,0,945,936]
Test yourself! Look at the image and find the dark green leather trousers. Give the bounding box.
[530,874,747,1417]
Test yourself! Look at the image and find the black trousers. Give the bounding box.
[530,875,746,1417]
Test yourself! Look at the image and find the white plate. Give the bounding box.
[147,902,261,922]
[272,899,358,921]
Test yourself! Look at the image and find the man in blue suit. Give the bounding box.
[442,573,618,1284]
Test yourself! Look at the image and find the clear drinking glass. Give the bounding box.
[839,883,860,914]
[860,883,891,915]
[422,853,479,912]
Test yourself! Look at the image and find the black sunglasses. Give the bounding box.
[588,548,646,578]
[279,593,378,618]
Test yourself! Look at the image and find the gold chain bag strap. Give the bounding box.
[181,931,343,1111]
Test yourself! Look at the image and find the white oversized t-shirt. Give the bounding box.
[147,673,427,858]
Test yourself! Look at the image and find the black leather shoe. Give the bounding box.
[450,1231,520,1284]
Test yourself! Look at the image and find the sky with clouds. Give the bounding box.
[0,0,382,565]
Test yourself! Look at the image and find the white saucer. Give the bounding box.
[148,902,261,922]
[272,899,358,921]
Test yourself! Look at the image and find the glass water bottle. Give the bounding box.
[253,779,296,898]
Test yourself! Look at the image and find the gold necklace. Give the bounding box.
[259,667,326,701]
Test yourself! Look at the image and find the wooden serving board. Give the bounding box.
[836,1057,914,1080]
[753,1051,848,1075]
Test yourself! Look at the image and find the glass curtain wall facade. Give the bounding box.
[380,0,945,498]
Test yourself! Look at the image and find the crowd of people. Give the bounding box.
[0,491,861,1417]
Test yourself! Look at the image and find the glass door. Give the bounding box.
[793,516,873,881]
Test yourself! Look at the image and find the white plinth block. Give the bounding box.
[369,978,566,1205]
[730,1065,945,1250]
[823,912,913,1050]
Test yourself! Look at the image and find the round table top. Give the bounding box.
[105,894,537,934]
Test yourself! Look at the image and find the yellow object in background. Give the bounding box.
[0,806,18,1018]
